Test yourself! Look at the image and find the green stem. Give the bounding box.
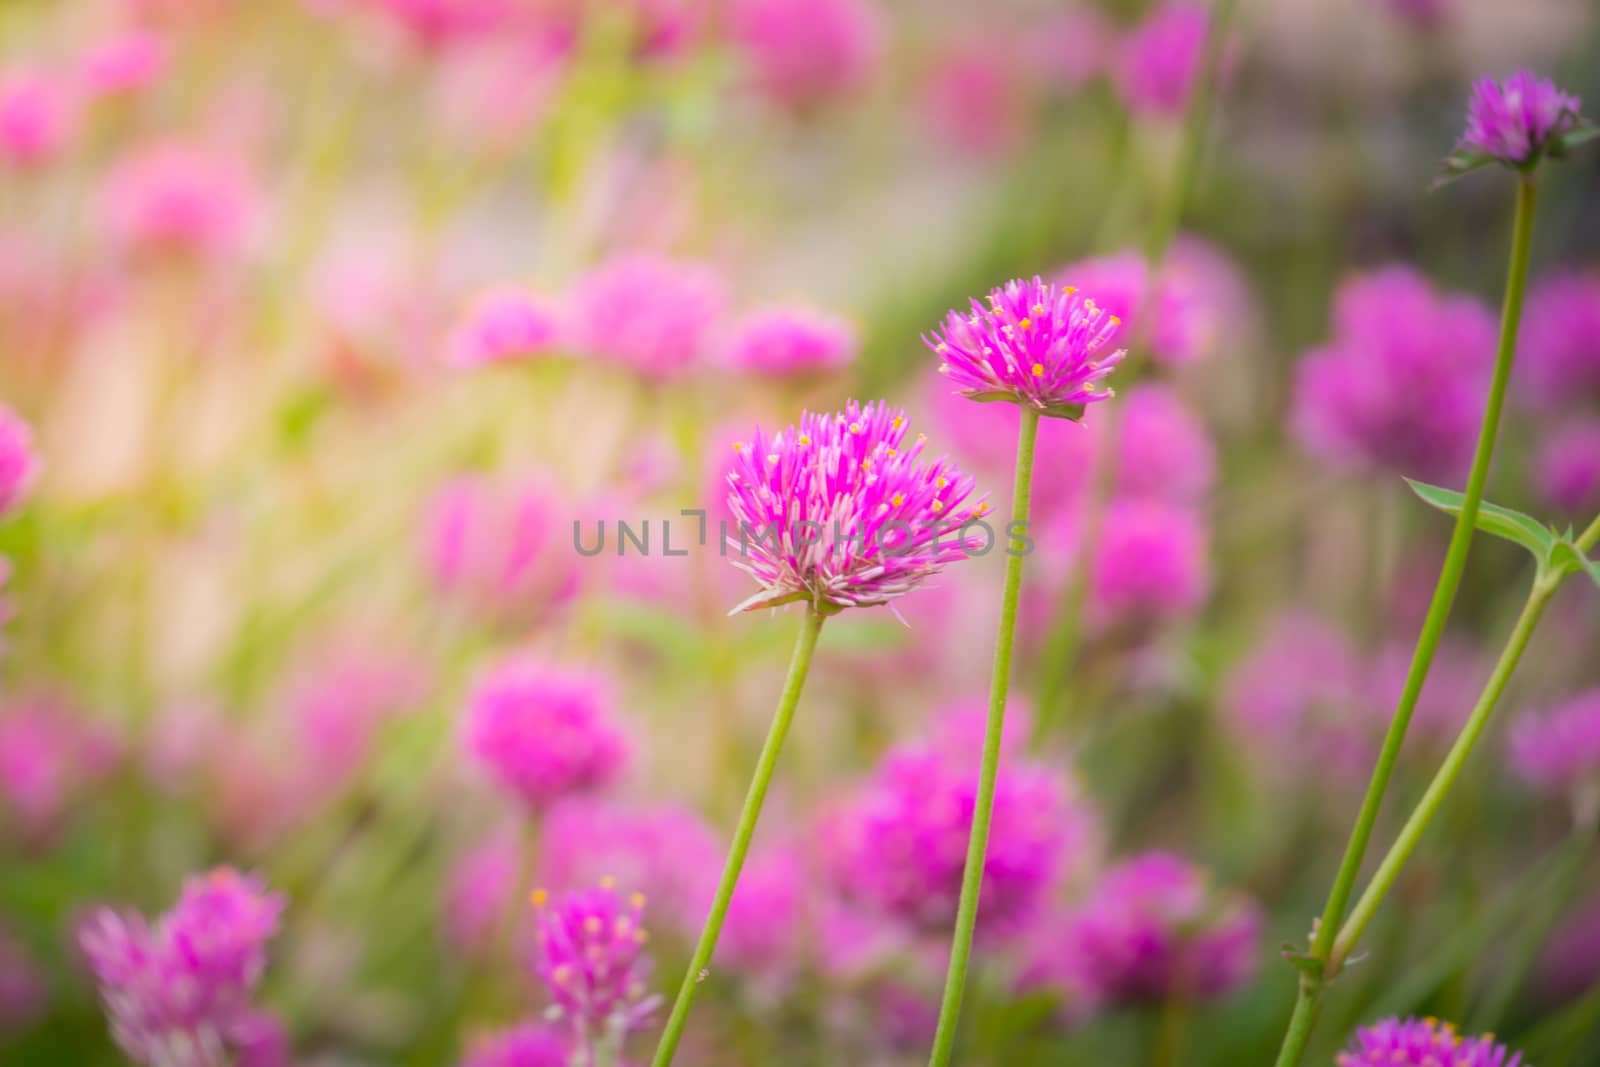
[650,608,826,1067]
[926,408,1041,1067]
[1272,174,1539,1067]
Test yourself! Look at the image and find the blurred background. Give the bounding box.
[1,0,1599,1064]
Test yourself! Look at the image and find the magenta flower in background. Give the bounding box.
[0,68,78,169]
[1337,1017,1523,1067]
[566,254,725,380]
[0,404,38,518]
[1457,70,1583,169]
[1114,384,1216,505]
[724,399,985,613]
[1068,851,1262,1004]
[1535,418,1600,515]
[1369,635,1482,745]
[1292,266,1496,481]
[288,645,426,790]
[721,305,859,376]
[445,286,563,367]
[536,799,719,937]
[1089,500,1210,629]
[459,1021,571,1067]
[423,473,580,621]
[1020,8,1112,96]
[0,926,46,1031]
[730,0,881,110]
[925,277,1124,419]
[1113,1,1212,120]
[99,140,259,260]
[529,881,659,1045]
[719,843,807,981]
[79,868,286,1067]
[77,31,171,99]
[443,828,520,955]
[1519,271,1600,410]
[1509,688,1600,798]
[921,42,1027,159]
[463,658,629,811]
[0,694,120,835]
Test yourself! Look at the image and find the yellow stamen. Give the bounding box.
[1019,318,1032,330]
[891,493,905,507]
[629,892,646,908]
[931,500,944,512]
[530,888,549,908]
[599,876,617,890]
[1031,363,1044,376]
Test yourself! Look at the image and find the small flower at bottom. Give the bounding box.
[1337,1016,1524,1067]
[529,880,660,1048]
[924,277,1124,419]
[458,1020,572,1067]
[724,399,986,613]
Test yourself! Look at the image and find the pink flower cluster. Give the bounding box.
[1338,1017,1523,1067]
[1457,70,1583,168]
[1509,688,1600,797]
[99,140,260,261]
[79,869,288,1067]
[0,694,121,836]
[1112,1,1214,120]
[1520,270,1600,410]
[445,286,563,367]
[423,474,580,622]
[729,0,881,110]
[720,306,858,376]
[459,1021,571,1067]
[529,880,659,1045]
[0,405,37,518]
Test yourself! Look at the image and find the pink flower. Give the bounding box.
[1519,270,1600,410]
[721,305,858,375]
[1534,418,1600,515]
[921,43,1027,158]
[1457,70,1583,169]
[720,844,807,979]
[0,695,120,835]
[1020,8,1113,95]
[99,141,260,260]
[443,828,520,955]
[463,658,629,811]
[0,404,38,518]
[724,400,985,613]
[1338,1017,1523,1067]
[287,646,426,789]
[445,286,563,367]
[730,0,881,109]
[528,881,659,1042]
[1115,384,1216,504]
[0,69,78,169]
[77,31,171,98]
[428,38,567,154]
[459,1022,571,1067]
[422,474,580,622]
[1292,266,1496,481]
[1509,688,1600,797]
[1113,2,1212,120]
[79,869,286,1067]
[1089,500,1210,628]
[566,254,725,380]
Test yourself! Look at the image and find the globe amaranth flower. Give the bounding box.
[721,305,859,375]
[0,693,120,835]
[0,68,78,169]
[1089,500,1210,629]
[423,473,580,622]
[1338,1017,1524,1067]
[445,286,563,367]
[1114,384,1216,505]
[99,140,260,260]
[925,277,1124,419]
[1066,851,1262,1004]
[724,399,986,613]
[529,880,659,1047]
[79,868,286,1067]
[458,1021,571,1067]
[1292,266,1495,481]
[566,254,725,380]
[1112,1,1214,120]
[1456,70,1584,170]
[720,842,809,984]
[444,827,521,956]
[1509,688,1600,798]
[1519,270,1600,410]
[1534,417,1600,515]
[77,31,170,99]
[825,715,1095,939]
[0,404,38,518]
[921,41,1028,158]
[463,658,629,811]
[730,0,881,110]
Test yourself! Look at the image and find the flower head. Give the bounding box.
[1089,500,1210,628]
[1535,417,1600,515]
[77,32,170,99]
[459,1021,571,1067]
[730,0,882,109]
[566,254,725,380]
[79,868,285,1067]
[0,405,38,519]
[423,474,580,622]
[1519,270,1600,410]
[1337,1017,1523,1067]
[463,658,629,811]
[0,68,77,169]
[724,400,984,613]
[1456,70,1583,169]
[1113,2,1215,120]
[721,305,858,375]
[925,277,1124,418]
[99,140,259,260]
[445,286,562,367]
[0,694,120,835]
[529,881,659,1044]
[1509,688,1600,798]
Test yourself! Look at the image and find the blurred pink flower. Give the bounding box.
[720,843,807,980]
[1089,500,1210,628]
[536,798,719,938]
[1368,635,1482,746]
[288,646,426,788]
[428,37,567,153]
[99,140,260,260]
[1534,417,1600,515]
[529,881,658,1042]
[921,42,1027,158]
[730,0,881,109]
[1337,1016,1523,1067]
[0,404,38,518]
[445,286,563,367]
[1021,8,1112,95]
[1519,271,1600,411]
[1458,70,1582,169]
[720,305,858,375]
[566,254,725,379]
[1292,266,1496,481]
[443,827,520,955]
[0,68,78,169]
[0,926,46,1031]
[1509,688,1600,798]
[0,695,120,836]
[463,658,629,811]
[77,31,171,98]
[1113,1,1214,120]
[459,1021,571,1067]
[1115,384,1216,504]
[423,473,581,622]
[1538,901,1600,1001]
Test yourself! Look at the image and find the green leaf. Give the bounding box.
[1549,122,1600,159]
[1432,149,1495,188]
[1548,540,1600,592]
[1404,479,1556,559]
[1280,944,1326,980]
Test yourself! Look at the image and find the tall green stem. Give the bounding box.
[1272,175,1539,1067]
[926,408,1040,1067]
[650,608,825,1067]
